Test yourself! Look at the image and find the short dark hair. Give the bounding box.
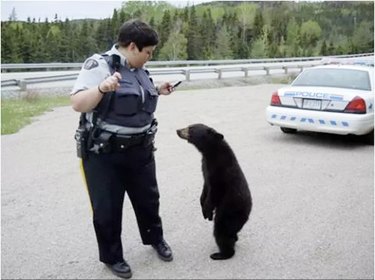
[117,19,159,51]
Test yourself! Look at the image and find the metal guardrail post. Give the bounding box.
[241,67,249,77]
[216,69,222,79]
[18,80,27,91]
[184,70,190,81]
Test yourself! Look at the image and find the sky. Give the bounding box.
[1,0,213,21]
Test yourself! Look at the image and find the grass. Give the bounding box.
[1,94,70,135]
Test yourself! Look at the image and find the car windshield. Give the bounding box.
[292,68,371,91]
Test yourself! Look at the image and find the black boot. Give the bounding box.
[151,239,173,261]
[105,261,132,279]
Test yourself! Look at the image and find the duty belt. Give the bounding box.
[89,120,157,154]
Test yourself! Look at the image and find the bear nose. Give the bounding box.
[176,129,188,139]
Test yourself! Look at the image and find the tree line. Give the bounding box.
[1,1,373,64]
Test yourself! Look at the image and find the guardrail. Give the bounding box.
[1,63,318,90]
[1,73,80,89]
[2,53,373,71]
[1,53,373,90]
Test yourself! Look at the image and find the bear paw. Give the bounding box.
[202,209,213,220]
[210,251,235,260]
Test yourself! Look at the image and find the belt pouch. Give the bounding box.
[114,134,133,151]
[115,134,149,151]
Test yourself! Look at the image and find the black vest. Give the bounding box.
[95,55,158,128]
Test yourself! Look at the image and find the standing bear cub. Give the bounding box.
[177,124,252,260]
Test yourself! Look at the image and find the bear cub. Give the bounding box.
[177,124,252,260]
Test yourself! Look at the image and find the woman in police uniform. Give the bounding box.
[71,19,175,279]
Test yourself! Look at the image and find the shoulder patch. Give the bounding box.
[83,59,99,70]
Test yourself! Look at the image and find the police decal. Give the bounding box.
[84,59,99,70]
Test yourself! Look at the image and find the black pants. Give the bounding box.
[82,144,163,264]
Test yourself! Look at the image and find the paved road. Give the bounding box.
[2,84,373,279]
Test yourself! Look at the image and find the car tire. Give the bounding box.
[280,127,297,134]
[362,130,374,145]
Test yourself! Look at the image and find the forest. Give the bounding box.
[1,1,374,63]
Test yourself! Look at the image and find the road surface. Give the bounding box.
[2,84,373,279]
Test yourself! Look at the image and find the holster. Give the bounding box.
[89,128,113,154]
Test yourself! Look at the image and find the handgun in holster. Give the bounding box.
[89,128,113,154]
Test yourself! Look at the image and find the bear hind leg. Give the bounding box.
[210,234,236,260]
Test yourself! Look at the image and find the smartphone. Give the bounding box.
[173,81,182,88]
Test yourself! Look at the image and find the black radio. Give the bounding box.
[74,126,89,159]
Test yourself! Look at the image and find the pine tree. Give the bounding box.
[253,10,263,39]
[200,9,216,59]
[159,9,172,49]
[187,6,201,60]
[9,7,17,21]
[213,24,233,59]
[320,40,328,56]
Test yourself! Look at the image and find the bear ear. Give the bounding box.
[208,128,224,141]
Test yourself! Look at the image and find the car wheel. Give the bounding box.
[280,127,297,134]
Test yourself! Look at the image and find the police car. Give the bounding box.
[266,60,374,142]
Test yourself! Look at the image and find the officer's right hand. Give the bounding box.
[99,72,122,94]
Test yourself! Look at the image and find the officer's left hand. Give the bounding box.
[157,82,175,95]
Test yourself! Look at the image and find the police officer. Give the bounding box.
[71,19,175,279]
